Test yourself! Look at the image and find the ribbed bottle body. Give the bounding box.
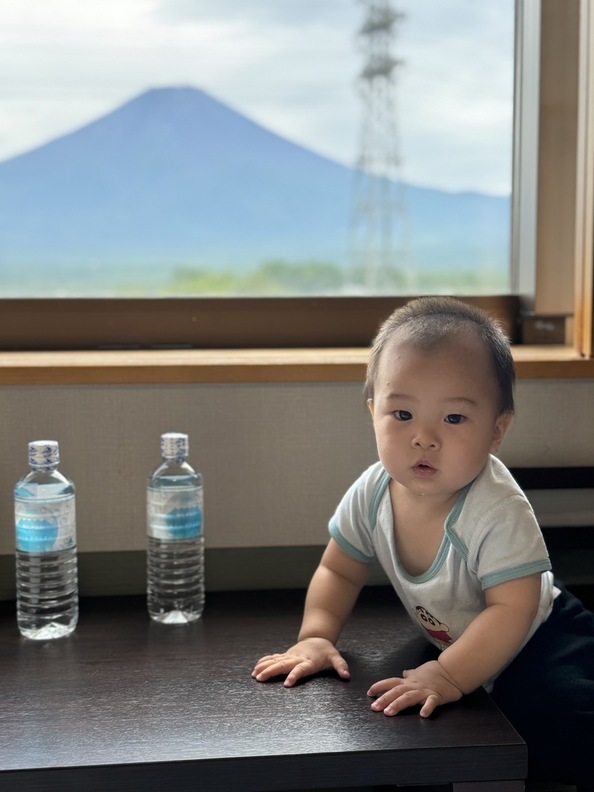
[15,546,78,639]
[14,452,79,640]
[147,534,205,623]
[147,456,204,624]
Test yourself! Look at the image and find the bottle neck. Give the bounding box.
[30,464,59,473]
[162,456,187,464]
[152,457,197,479]
[19,465,73,490]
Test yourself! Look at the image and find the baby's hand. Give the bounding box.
[367,660,463,717]
[252,637,351,687]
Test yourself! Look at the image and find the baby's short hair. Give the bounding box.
[364,296,515,414]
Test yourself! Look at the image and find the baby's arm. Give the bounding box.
[368,573,542,717]
[252,539,369,687]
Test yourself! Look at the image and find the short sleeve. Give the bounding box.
[328,463,385,564]
[471,495,552,589]
[452,459,553,590]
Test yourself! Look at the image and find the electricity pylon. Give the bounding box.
[350,0,409,291]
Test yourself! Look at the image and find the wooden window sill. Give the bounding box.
[0,345,592,386]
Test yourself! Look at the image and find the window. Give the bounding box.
[1,1,513,300]
[0,0,591,354]
[513,0,593,356]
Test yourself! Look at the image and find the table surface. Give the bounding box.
[0,587,526,791]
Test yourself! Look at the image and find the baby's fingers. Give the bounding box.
[284,652,350,687]
[252,654,300,682]
[283,660,319,687]
[367,677,402,698]
[330,654,351,680]
[252,653,282,674]
[371,686,426,716]
[419,694,440,718]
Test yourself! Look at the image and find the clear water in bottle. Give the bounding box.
[14,441,79,640]
[147,433,204,624]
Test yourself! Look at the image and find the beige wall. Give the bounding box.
[1,379,593,557]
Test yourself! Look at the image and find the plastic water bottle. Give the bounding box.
[147,432,204,623]
[14,440,79,640]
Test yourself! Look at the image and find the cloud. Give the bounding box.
[157,0,351,28]
[0,0,514,193]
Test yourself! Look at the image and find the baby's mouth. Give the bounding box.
[413,463,437,477]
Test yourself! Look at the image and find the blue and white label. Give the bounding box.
[15,497,76,553]
[147,486,203,541]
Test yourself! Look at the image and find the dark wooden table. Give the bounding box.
[0,587,526,791]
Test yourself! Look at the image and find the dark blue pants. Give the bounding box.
[490,583,594,791]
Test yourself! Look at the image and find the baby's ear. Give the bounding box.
[366,398,375,417]
[491,410,513,451]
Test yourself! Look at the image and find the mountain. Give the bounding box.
[0,86,510,292]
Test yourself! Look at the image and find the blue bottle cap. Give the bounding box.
[161,433,189,462]
[28,441,60,470]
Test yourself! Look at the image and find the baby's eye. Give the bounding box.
[393,410,413,421]
[445,414,465,425]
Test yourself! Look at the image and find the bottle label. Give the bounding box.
[15,496,76,553]
[147,486,203,541]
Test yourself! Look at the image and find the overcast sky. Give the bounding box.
[0,0,514,194]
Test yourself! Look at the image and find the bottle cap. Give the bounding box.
[28,440,60,470]
[160,432,189,461]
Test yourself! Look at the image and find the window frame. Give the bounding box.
[0,295,519,352]
[0,0,591,361]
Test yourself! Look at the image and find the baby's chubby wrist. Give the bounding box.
[435,657,469,696]
[295,634,336,648]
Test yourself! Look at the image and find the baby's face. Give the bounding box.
[368,331,511,506]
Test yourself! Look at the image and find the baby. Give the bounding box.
[253,296,594,790]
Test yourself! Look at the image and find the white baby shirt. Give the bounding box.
[329,455,556,670]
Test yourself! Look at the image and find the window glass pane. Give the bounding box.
[0,0,514,298]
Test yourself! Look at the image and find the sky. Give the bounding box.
[0,0,515,195]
